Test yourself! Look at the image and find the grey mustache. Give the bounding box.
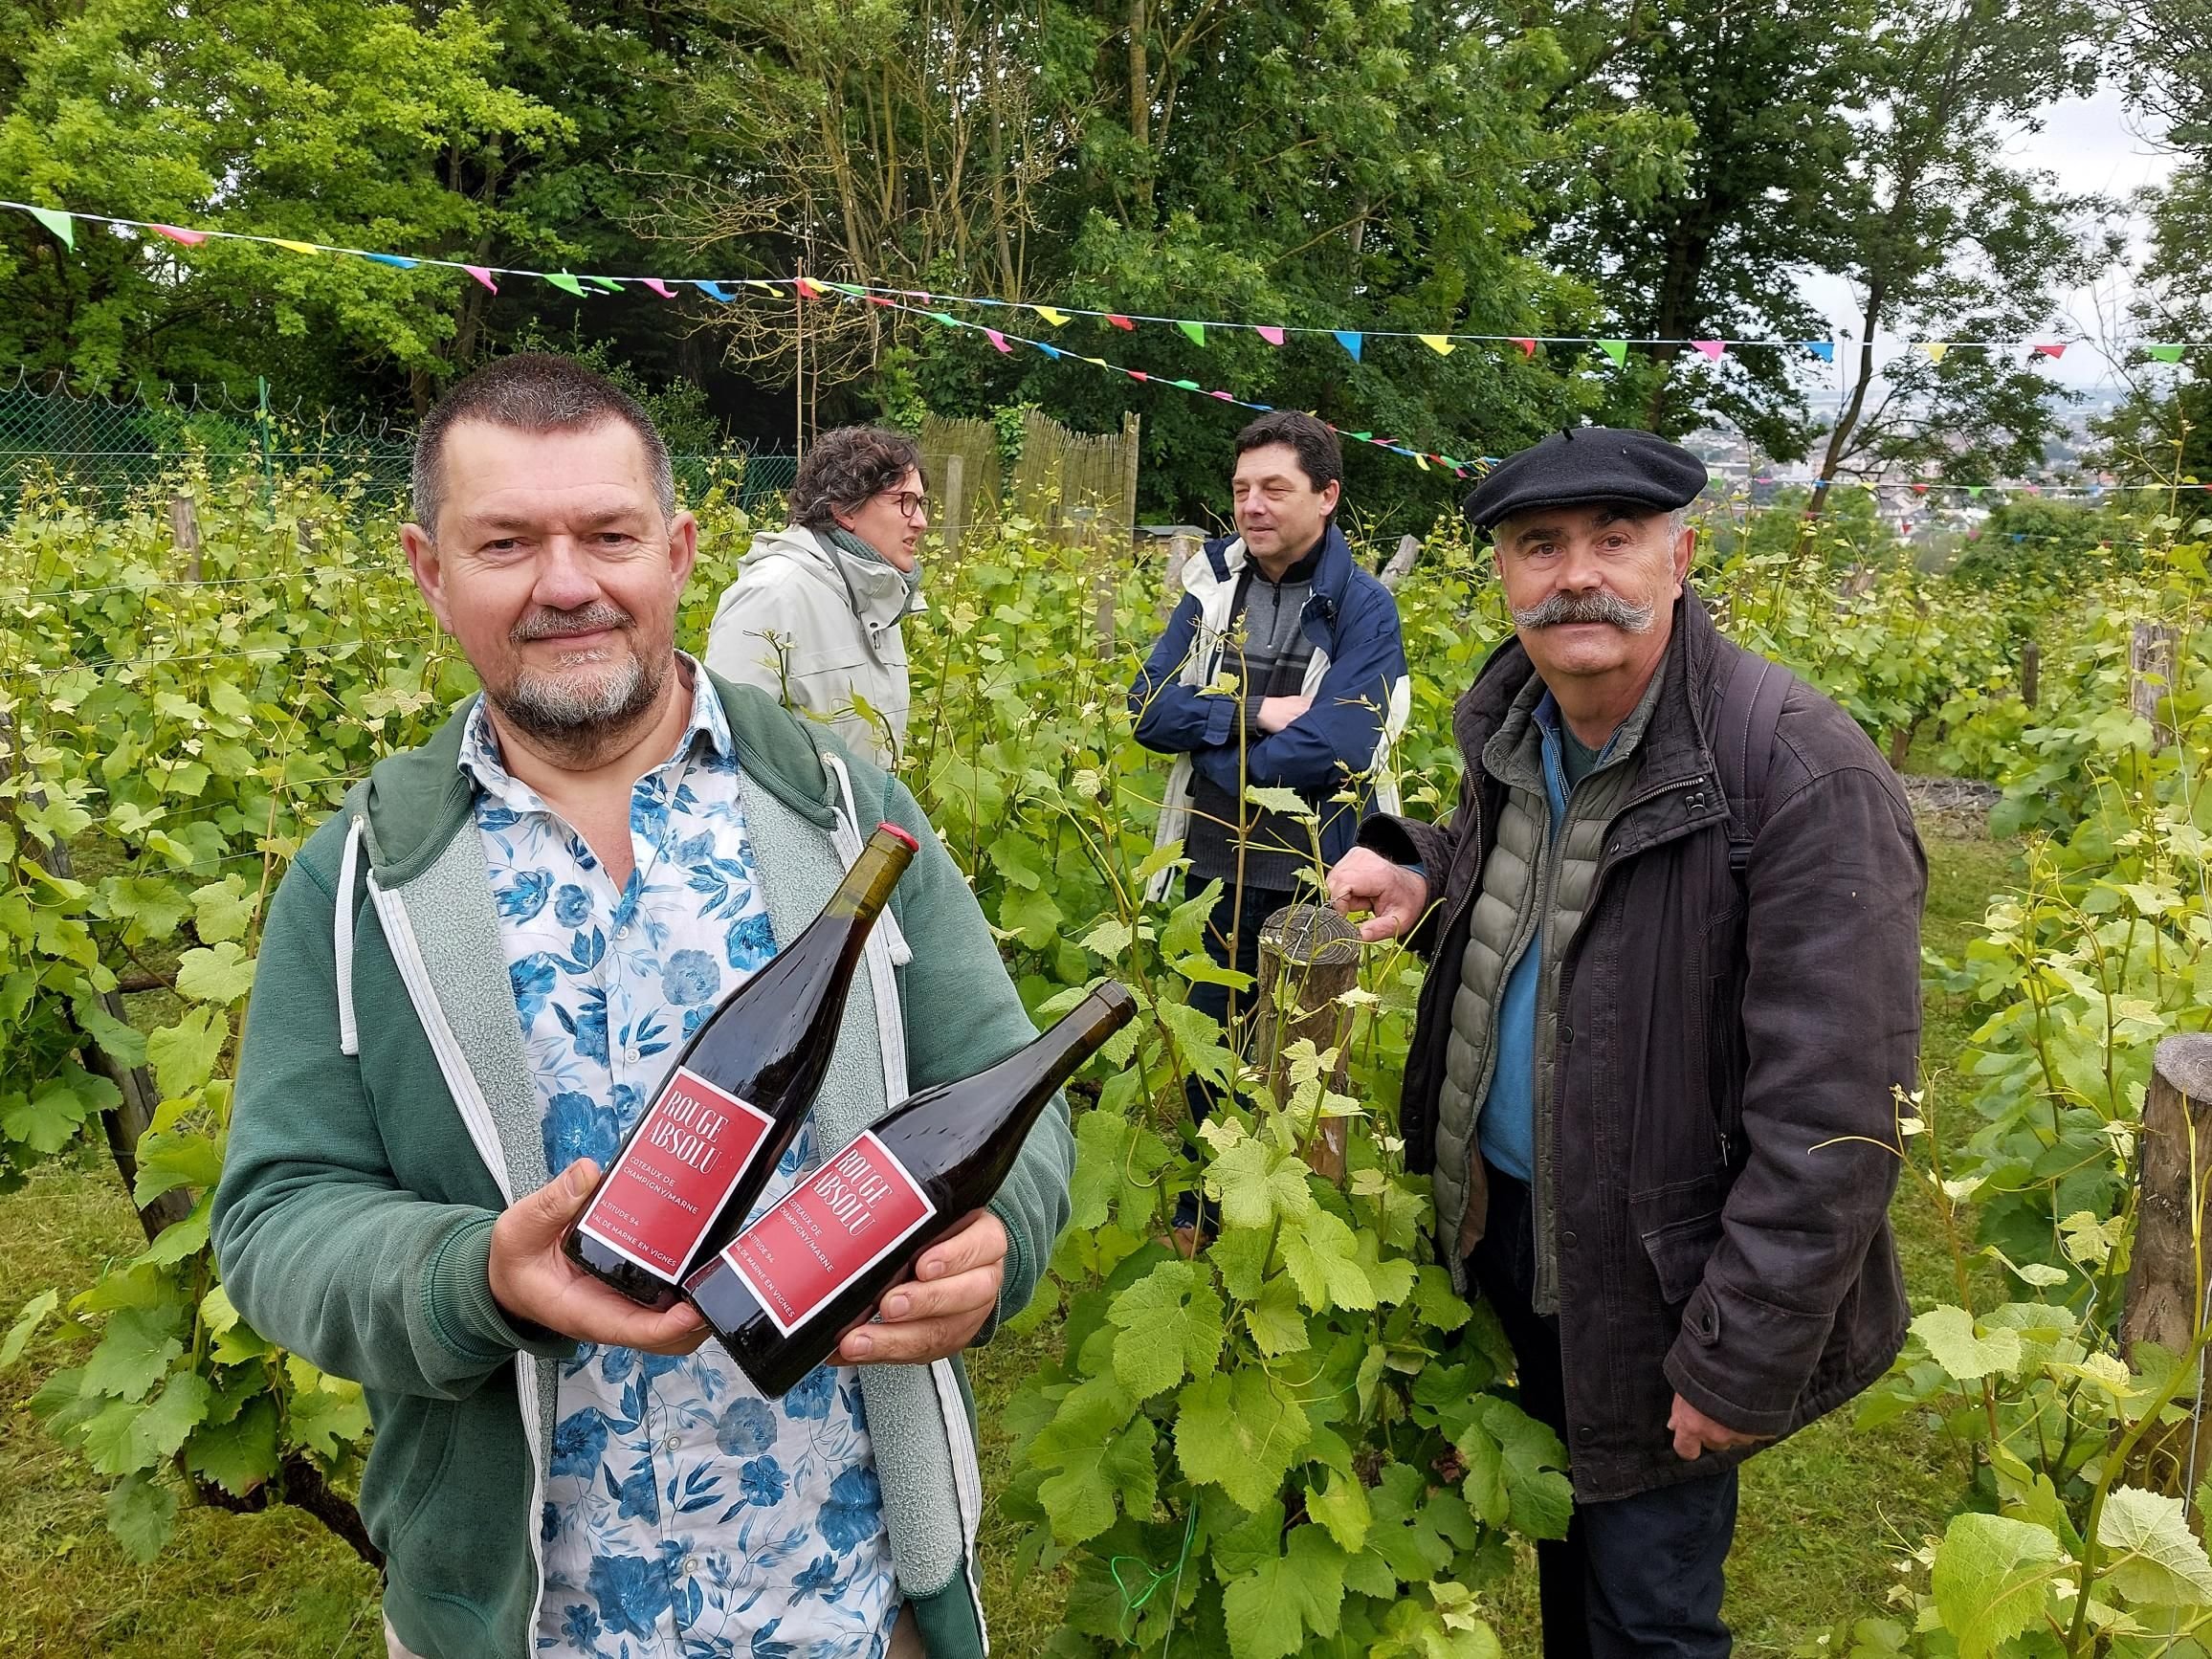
[511,605,634,644]
[1511,590,1656,631]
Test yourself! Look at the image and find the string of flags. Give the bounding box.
[12,199,2207,369]
[9,198,2210,495]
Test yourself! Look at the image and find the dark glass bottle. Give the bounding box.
[687,982,1137,1395]
[561,822,919,1308]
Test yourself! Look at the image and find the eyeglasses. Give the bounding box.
[878,489,928,520]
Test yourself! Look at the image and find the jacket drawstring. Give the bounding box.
[334,816,364,1056]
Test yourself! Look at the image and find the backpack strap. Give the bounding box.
[1707,645,1791,880]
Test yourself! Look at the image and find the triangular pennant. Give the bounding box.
[927,310,959,326]
[1209,388,1234,400]
[1176,320,1206,347]
[365,254,417,270]
[1257,325,1286,345]
[1105,313,1136,330]
[642,278,675,299]
[1128,370,1148,383]
[826,281,868,298]
[2030,342,2066,359]
[273,239,321,256]
[1511,338,1537,358]
[1414,453,1431,471]
[2148,343,2186,363]
[1031,305,1070,326]
[1082,356,1108,367]
[543,272,590,297]
[1170,378,1200,390]
[1598,340,1628,366]
[794,276,826,299]
[27,206,73,248]
[1803,340,1836,363]
[1967,486,1983,498]
[1417,334,1454,356]
[694,280,735,301]
[745,279,784,293]
[464,265,498,293]
[1333,330,1363,361]
[1037,343,1062,360]
[586,276,624,294]
[865,295,894,307]
[1919,342,1949,363]
[1692,340,1725,361]
[151,224,208,246]
[984,329,1012,353]
[1349,431,1373,442]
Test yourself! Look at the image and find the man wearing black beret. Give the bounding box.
[1328,427,1925,1656]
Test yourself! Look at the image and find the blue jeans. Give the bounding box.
[1470,1167,1738,1658]
[1174,879,1294,1232]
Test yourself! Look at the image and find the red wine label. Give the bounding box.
[575,1068,775,1280]
[717,1131,938,1338]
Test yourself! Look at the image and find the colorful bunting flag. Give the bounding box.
[826,281,868,299]
[1106,314,1136,331]
[643,278,675,299]
[1967,486,1983,498]
[794,276,826,299]
[586,276,624,295]
[1210,388,1234,400]
[1418,334,1454,356]
[1692,340,1726,361]
[151,224,208,246]
[1414,453,1431,471]
[1037,343,1062,360]
[1129,371,1149,383]
[1598,340,1628,366]
[1031,305,1071,326]
[1803,341,1835,363]
[1919,343,1950,363]
[365,254,417,270]
[2148,343,2186,363]
[1257,325,1286,346]
[1171,379,1201,391]
[1333,330,1363,361]
[1511,338,1537,358]
[695,280,735,301]
[1176,320,1206,347]
[2030,342,2066,359]
[985,329,1012,353]
[272,239,321,256]
[927,310,959,325]
[543,272,589,297]
[464,265,498,293]
[21,206,71,247]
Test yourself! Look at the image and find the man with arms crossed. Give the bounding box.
[1329,428,1924,1656]
[213,355,1070,1659]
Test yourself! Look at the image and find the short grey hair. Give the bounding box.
[410,352,675,535]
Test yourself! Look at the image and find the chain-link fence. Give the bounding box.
[0,372,799,514]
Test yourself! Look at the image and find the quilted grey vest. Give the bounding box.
[1433,679,1655,1310]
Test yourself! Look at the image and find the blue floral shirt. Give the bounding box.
[460,658,900,1659]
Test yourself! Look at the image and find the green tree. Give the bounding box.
[1810,0,2111,504]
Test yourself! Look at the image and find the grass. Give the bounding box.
[0,821,2014,1659]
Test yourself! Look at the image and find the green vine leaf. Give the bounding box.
[2097,1486,2212,1606]
[1107,1259,1226,1400]
[1930,1511,2066,1659]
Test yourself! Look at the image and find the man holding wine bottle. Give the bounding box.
[212,354,1074,1659]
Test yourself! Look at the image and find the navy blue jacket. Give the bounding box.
[1130,522,1408,870]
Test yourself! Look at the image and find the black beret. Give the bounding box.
[1462,427,1707,533]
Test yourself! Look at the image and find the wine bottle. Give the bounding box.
[561,822,920,1308]
[686,981,1138,1395]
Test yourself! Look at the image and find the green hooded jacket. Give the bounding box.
[210,674,1073,1659]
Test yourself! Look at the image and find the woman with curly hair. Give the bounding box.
[705,427,928,764]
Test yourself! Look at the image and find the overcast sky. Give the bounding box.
[1794,80,2181,397]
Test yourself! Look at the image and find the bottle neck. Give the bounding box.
[821,831,912,926]
[986,988,1133,1103]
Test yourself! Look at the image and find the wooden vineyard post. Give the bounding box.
[2132,621,2180,752]
[2121,1035,2212,1496]
[940,454,966,558]
[1119,410,1142,545]
[1381,533,1421,592]
[2021,639,2039,709]
[169,493,202,581]
[1162,532,1199,620]
[1255,904,1363,1182]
